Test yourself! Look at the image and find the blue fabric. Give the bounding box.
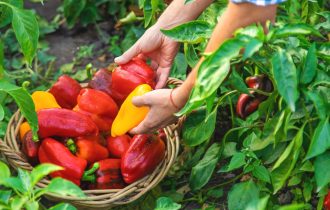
[231,0,286,6]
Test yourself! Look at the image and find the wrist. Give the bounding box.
[171,85,191,109]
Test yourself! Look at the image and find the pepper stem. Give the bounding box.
[66,139,77,154]
[82,163,100,183]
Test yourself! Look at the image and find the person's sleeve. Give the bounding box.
[231,0,286,6]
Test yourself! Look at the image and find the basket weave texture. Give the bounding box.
[0,78,183,209]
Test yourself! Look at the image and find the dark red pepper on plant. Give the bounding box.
[22,130,40,165]
[111,57,155,104]
[82,159,125,189]
[236,74,273,119]
[324,191,330,210]
[106,134,131,158]
[121,134,165,184]
[88,68,113,96]
[49,75,82,109]
[75,88,118,131]
[38,138,87,185]
[66,138,109,164]
[37,108,98,138]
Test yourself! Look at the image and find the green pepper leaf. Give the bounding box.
[252,165,271,183]
[182,108,217,146]
[30,164,63,187]
[189,143,221,190]
[0,80,38,139]
[300,43,317,84]
[242,38,263,60]
[228,180,259,210]
[271,126,304,193]
[277,204,311,210]
[218,152,246,173]
[272,23,323,39]
[305,118,330,159]
[0,190,12,204]
[155,197,181,210]
[314,151,330,192]
[47,178,86,198]
[0,161,10,180]
[49,203,77,210]
[63,0,86,28]
[228,70,250,94]
[161,20,212,44]
[11,7,39,65]
[271,48,299,111]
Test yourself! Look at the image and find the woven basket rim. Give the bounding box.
[0,77,183,209]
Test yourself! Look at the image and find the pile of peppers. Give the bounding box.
[19,58,166,190]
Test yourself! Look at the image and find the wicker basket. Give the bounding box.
[0,78,183,209]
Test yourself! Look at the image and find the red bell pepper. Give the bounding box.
[325,191,330,210]
[49,75,82,109]
[22,131,40,165]
[38,138,87,185]
[82,159,125,189]
[88,68,113,96]
[66,138,109,164]
[111,57,155,104]
[75,88,118,131]
[121,134,165,184]
[37,108,98,138]
[236,74,273,119]
[106,134,131,158]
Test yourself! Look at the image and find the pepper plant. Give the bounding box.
[0,161,85,210]
[151,0,330,208]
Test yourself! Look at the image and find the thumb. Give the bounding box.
[114,42,141,64]
[132,96,149,107]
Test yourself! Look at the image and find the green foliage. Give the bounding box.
[0,161,82,209]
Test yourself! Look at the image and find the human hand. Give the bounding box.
[114,25,179,89]
[129,87,188,134]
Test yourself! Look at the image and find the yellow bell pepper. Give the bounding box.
[31,91,61,111]
[111,84,152,137]
[19,121,31,140]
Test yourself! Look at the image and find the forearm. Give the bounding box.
[157,0,213,29]
[174,2,278,106]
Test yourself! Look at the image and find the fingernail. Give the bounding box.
[114,57,122,63]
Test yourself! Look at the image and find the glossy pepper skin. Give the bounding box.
[111,84,152,137]
[31,91,61,111]
[121,134,165,184]
[75,88,118,131]
[106,135,131,158]
[39,138,87,185]
[49,75,82,109]
[37,108,98,138]
[111,58,155,104]
[82,159,125,189]
[66,138,109,164]
[236,75,273,119]
[19,122,31,140]
[88,68,112,96]
[324,192,330,210]
[22,131,40,165]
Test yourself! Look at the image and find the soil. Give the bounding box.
[26,1,118,71]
